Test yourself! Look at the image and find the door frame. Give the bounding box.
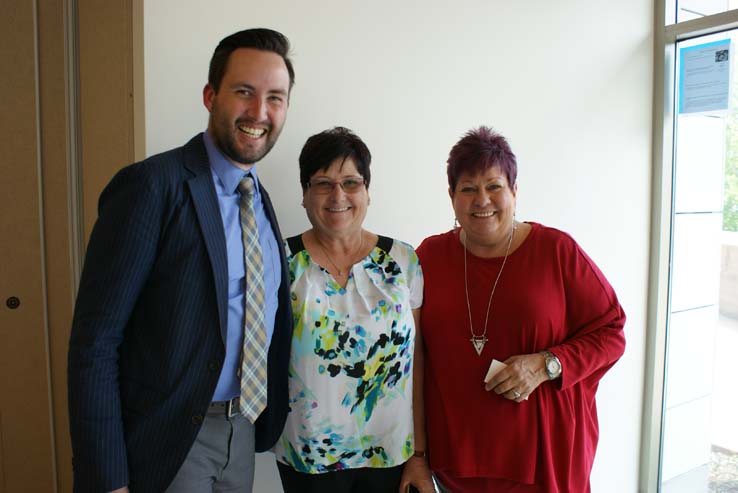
[0,1,144,491]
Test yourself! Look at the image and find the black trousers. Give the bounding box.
[277,461,404,493]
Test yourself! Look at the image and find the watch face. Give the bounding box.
[546,357,561,376]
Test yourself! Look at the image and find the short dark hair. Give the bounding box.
[208,28,295,92]
[299,127,372,191]
[447,126,517,192]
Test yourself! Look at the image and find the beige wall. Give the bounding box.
[144,2,655,491]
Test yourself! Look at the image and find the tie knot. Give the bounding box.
[238,175,255,197]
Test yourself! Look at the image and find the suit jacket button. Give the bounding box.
[192,415,204,425]
[208,360,219,371]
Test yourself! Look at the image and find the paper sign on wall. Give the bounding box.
[679,39,731,114]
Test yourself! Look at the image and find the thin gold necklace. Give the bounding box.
[315,231,364,276]
[463,223,515,356]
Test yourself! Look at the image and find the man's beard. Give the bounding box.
[220,127,278,165]
[209,110,282,166]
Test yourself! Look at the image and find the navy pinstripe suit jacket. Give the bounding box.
[67,134,293,492]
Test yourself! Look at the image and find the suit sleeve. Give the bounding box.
[549,239,626,392]
[68,163,164,491]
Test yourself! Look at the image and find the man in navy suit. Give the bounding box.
[68,28,295,493]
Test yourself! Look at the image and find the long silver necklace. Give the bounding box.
[315,231,364,276]
[463,223,515,356]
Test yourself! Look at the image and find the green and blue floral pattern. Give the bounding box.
[274,237,423,474]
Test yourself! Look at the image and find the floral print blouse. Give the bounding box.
[273,234,423,474]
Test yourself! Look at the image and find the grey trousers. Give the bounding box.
[165,413,256,493]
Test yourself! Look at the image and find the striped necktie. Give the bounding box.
[237,175,268,423]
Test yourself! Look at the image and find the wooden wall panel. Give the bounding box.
[38,0,75,490]
[1,1,143,491]
[0,1,57,490]
[78,0,137,240]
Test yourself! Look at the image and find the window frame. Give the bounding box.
[641,5,738,491]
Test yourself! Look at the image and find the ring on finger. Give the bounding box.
[513,390,521,399]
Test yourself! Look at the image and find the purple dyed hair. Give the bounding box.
[446,126,517,192]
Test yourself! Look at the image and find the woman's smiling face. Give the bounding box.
[451,164,517,252]
[303,157,369,239]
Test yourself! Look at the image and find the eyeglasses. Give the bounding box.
[307,177,366,195]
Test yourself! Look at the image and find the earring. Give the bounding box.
[454,217,459,228]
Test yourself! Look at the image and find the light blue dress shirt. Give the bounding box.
[203,132,281,401]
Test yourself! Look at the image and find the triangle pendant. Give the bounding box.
[471,336,487,356]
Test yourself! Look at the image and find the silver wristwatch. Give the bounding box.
[541,350,562,380]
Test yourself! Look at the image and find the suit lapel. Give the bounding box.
[183,135,229,343]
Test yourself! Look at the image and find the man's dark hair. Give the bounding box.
[208,28,295,92]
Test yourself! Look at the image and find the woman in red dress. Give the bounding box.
[416,126,626,493]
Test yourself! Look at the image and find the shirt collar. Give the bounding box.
[203,130,262,196]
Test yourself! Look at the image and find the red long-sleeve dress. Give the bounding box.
[417,223,626,493]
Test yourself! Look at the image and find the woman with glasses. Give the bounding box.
[273,127,434,493]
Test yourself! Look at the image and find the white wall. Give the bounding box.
[144,1,654,491]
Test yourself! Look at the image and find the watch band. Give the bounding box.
[541,350,562,379]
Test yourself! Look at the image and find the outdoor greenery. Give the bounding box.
[725,90,738,232]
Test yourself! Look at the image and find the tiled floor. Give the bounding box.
[712,315,738,453]
[709,315,738,491]
[709,446,738,492]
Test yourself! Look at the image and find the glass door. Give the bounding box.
[659,29,738,493]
